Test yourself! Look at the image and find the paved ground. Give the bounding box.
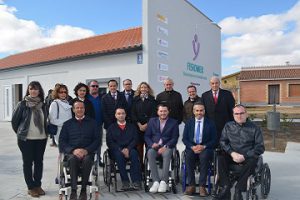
[1,121,300,200]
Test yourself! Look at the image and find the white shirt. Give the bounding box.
[194,117,204,144]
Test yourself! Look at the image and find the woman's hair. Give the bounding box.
[73,82,89,97]
[134,82,154,97]
[51,83,68,99]
[25,81,45,101]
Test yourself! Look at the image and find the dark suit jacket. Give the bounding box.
[201,89,235,140]
[182,117,217,150]
[144,117,179,149]
[102,91,128,129]
[121,90,135,121]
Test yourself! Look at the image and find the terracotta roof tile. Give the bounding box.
[240,66,300,80]
[0,27,142,70]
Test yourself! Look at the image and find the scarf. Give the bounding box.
[25,96,44,134]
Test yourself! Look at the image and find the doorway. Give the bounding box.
[268,84,280,104]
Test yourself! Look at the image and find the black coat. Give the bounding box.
[106,122,138,151]
[156,90,183,124]
[11,100,48,141]
[121,90,135,122]
[220,120,265,159]
[102,91,128,129]
[59,116,100,154]
[202,89,235,141]
[131,95,157,125]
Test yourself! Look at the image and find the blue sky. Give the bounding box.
[1,0,300,75]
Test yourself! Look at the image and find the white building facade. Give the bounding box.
[0,0,220,121]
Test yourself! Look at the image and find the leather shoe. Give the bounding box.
[199,186,208,197]
[184,185,195,195]
[34,187,45,195]
[70,190,77,200]
[234,189,243,200]
[28,189,39,198]
[79,190,87,200]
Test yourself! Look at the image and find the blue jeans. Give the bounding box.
[110,148,142,183]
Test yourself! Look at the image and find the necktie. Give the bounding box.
[125,92,130,102]
[213,92,218,104]
[196,120,201,144]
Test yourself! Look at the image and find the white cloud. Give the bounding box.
[219,1,300,74]
[0,4,95,55]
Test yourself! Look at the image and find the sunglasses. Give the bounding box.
[90,85,99,88]
[59,91,67,94]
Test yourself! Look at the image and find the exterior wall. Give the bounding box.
[143,0,221,100]
[240,80,300,106]
[0,51,146,121]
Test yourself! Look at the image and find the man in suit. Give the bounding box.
[144,104,179,193]
[102,79,128,130]
[156,78,183,124]
[202,76,235,142]
[121,79,135,122]
[182,102,217,197]
[106,108,142,190]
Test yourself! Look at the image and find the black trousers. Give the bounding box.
[67,154,94,190]
[186,148,213,186]
[18,139,47,190]
[217,154,257,191]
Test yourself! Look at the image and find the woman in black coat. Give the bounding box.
[131,82,157,165]
[69,82,95,119]
[11,81,48,197]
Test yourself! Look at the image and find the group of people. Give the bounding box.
[11,76,265,200]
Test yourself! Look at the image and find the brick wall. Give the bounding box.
[240,80,300,105]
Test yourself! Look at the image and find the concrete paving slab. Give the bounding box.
[1,121,300,200]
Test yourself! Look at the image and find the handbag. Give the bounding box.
[47,101,59,135]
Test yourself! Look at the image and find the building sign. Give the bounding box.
[157,13,168,24]
[157,26,168,36]
[192,34,200,61]
[157,38,168,48]
[158,63,169,71]
[137,52,143,64]
[157,50,169,59]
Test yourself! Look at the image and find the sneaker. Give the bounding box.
[158,181,167,193]
[34,187,45,195]
[79,190,87,200]
[121,182,131,191]
[69,190,77,200]
[27,189,39,198]
[132,182,142,190]
[149,181,160,193]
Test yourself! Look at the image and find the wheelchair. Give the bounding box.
[56,153,100,200]
[143,148,180,193]
[181,149,216,195]
[214,155,271,200]
[103,149,140,192]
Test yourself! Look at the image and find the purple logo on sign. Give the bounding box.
[192,34,200,61]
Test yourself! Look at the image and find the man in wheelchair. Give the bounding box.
[144,104,179,193]
[106,107,142,190]
[59,100,100,200]
[182,102,217,197]
[214,104,265,200]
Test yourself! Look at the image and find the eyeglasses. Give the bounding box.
[90,85,99,88]
[59,91,67,94]
[234,112,245,115]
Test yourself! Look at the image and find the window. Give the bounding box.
[268,85,280,104]
[289,84,300,97]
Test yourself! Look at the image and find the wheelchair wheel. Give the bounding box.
[260,163,271,199]
[172,150,180,184]
[144,156,150,192]
[180,151,187,193]
[103,151,111,191]
[172,180,177,194]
